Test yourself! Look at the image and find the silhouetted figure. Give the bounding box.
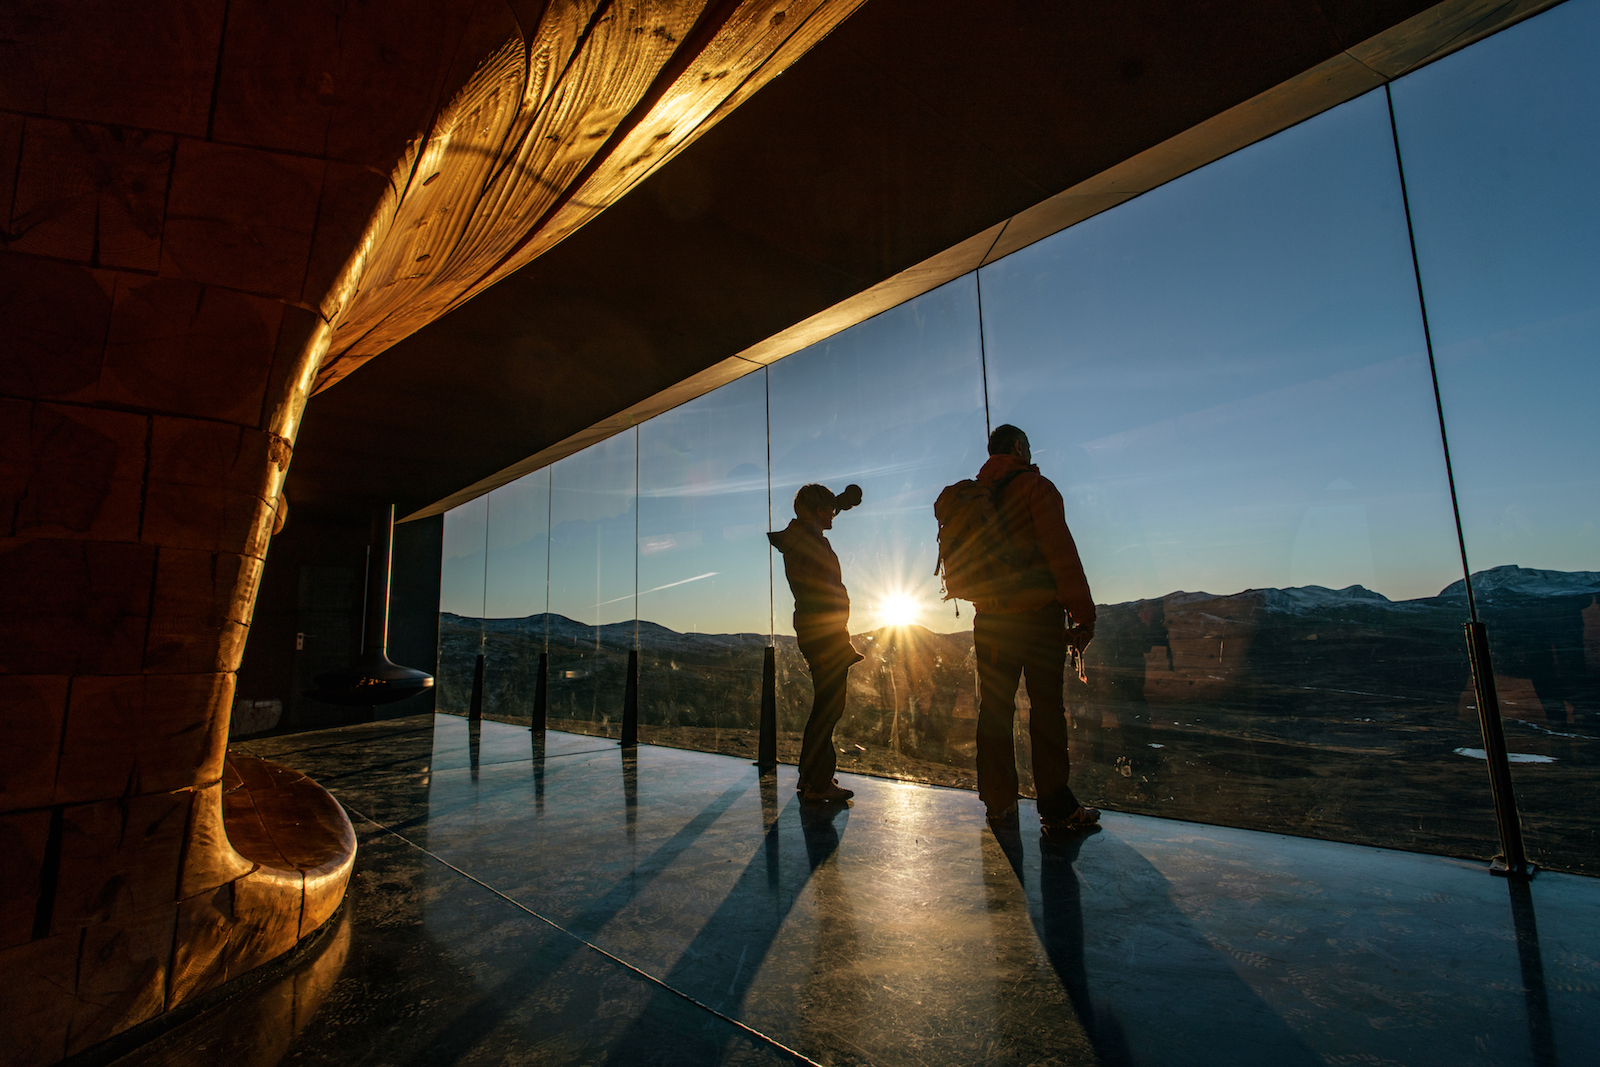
[966,425,1099,837]
[769,483,864,803]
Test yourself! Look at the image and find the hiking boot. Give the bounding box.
[801,779,854,803]
[1040,805,1100,838]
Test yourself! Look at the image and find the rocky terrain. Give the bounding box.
[437,565,1599,872]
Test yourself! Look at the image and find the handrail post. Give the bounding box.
[757,646,777,771]
[1465,621,1534,878]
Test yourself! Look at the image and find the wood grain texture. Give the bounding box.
[312,0,866,392]
[396,0,1560,521]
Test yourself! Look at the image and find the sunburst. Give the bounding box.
[876,591,922,629]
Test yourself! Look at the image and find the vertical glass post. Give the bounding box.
[622,428,640,748]
[760,366,778,769]
[1385,82,1530,877]
[536,468,551,730]
[470,495,488,722]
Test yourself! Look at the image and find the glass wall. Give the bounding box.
[481,468,550,721]
[436,0,1597,873]
[980,86,1487,857]
[547,430,638,734]
[437,494,487,715]
[1393,0,1600,873]
[768,276,987,785]
[637,372,771,755]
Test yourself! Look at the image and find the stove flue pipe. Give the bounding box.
[306,504,435,706]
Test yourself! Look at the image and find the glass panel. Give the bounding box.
[481,469,551,723]
[438,495,487,716]
[1392,0,1600,874]
[980,88,1489,855]
[768,275,988,786]
[547,431,638,736]
[637,372,771,756]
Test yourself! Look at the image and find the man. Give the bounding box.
[970,424,1099,836]
[769,483,864,803]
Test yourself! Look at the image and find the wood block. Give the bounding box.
[66,901,178,1056]
[52,791,189,934]
[227,751,284,796]
[249,776,355,872]
[180,782,256,898]
[0,926,81,1067]
[2,403,147,543]
[143,549,262,674]
[300,829,356,939]
[0,398,29,536]
[0,0,222,136]
[7,118,98,263]
[0,537,156,675]
[229,865,303,980]
[169,883,235,1006]
[0,102,25,211]
[301,161,395,317]
[55,673,231,805]
[219,781,292,870]
[0,674,71,813]
[0,809,51,950]
[0,254,114,400]
[101,277,282,425]
[262,304,327,446]
[161,139,323,302]
[208,0,343,157]
[8,119,174,272]
[218,755,355,940]
[143,418,279,556]
[321,0,479,169]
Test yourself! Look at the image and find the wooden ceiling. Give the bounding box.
[287,0,1557,525]
[312,0,866,393]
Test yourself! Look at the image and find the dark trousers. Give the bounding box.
[974,604,1080,820]
[797,635,856,791]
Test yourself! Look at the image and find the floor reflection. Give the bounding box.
[531,731,546,815]
[1508,877,1559,1067]
[207,714,1600,1067]
[114,907,352,1067]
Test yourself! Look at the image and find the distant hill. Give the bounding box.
[1439,564,1600,601]
[438,566,1600,737]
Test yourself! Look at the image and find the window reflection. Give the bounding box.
[979,87,1489,855]
[768,276,988,785]
[1393,0,1600,873]
[438,495,487,715]
[481,469,551,722]
[423,2,1596,871]
[548,431,638,733]
[636,372,771,755]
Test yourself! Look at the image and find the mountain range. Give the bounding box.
[438,565,1599,746]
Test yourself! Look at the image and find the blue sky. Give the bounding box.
[439,0,1597,633]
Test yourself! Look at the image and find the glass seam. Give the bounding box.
[975,268,992,437]
[544,467,552,654]
[766,364,774,646]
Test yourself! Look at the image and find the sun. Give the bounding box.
[877,592,922,629]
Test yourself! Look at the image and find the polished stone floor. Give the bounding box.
[115,714,1598,1067]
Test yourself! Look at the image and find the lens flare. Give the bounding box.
[877,592,922,628]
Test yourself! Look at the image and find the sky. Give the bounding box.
[439,0,1598,635]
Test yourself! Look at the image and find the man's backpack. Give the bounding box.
[933,470,1028,605]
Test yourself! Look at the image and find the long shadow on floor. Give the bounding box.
[600,779,853,1065]
[988,827,1323,1067]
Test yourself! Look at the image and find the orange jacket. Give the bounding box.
[973,454,1096,623]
